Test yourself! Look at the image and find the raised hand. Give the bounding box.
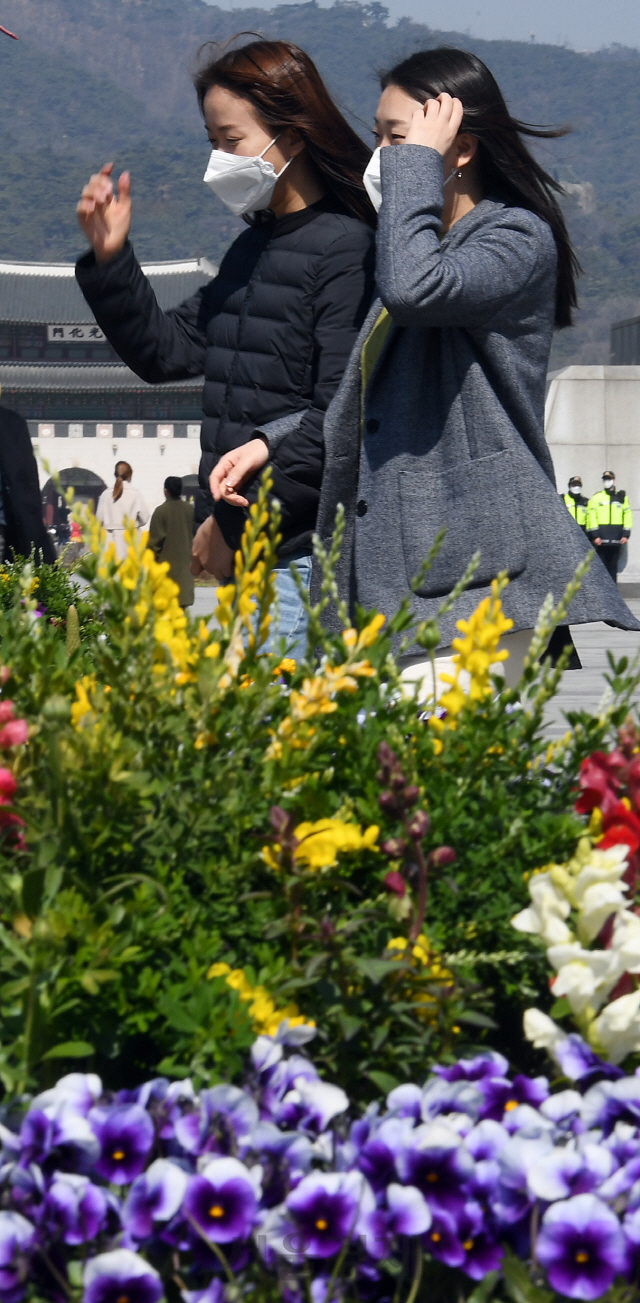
[405,93,464,156]
[77,163,132,263]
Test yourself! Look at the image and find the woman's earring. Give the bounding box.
[456,169,463,178]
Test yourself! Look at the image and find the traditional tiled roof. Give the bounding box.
[0,258,216,324]
[0,364,202,391]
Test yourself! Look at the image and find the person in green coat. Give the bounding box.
[148,477,195,607]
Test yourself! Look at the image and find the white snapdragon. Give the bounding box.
[547,942,622,1015]
[523,1009,565,1051]
[511,872,572,945]
[591,991,640,1064]
[515,839,640,1065]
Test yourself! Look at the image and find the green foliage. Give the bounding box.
[0,555,101,641]
[0,478,636,1101]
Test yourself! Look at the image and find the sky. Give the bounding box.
[216,0,640,51]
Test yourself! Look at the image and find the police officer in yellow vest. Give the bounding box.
[587,470,633,583]
[562,475,588,529]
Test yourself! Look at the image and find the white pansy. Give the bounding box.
[523,1008,564,1050]
[547,942,622,1014]
[511,873,572,944]
[591,990,640,1064]
[612,910,640,973]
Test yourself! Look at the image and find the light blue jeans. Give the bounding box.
[265,553,312,662]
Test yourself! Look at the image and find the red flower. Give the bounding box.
[628,756,640,813]
[384,870,406,897]
[0,701,15,725]
[0,719,27,748]
[0,768,17,802]
[575,752,621,818]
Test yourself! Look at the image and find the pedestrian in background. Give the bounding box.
[148,477,195,608]
[587,471,633,583]
[562,475,588,530]
[0,396,55,564]
[96,461,149,562]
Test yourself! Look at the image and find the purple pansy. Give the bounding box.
[20,1106,99,1174]
[366,1183,431,1259]
[277,1078,348,1134]
[0,1211,35,1303]
[175,1086,258,1157]
[32,1072,102,1118]
[183,1156,259,1244]
[386,1084,421,1121]
[537,1193,626,1300]
[181,1282,225,1303]
[83,1249,163,1303]
[423,1208,466,1267]
[396,1123,474,1212]
[44,1172,107,1245]
[581,1078,640,1135]
[123,1159,188,1240]
[420,1077,484,1124]
[433,1052,509,1082]
[479,1073,548,1121]
[90,1105,155,1185]
[357,1119,411,1192]
[554,1035,624,1086]
[284,1171,374,1259]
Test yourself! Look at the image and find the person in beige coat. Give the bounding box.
[148,477,195,607]
[96,461,149,561]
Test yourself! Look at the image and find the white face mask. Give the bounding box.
[362,146,460,214]
[203,135,292,216]
[363,146,382,212]
[603,479,615,490]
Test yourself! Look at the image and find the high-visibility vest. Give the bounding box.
[587,489,633,542]
[562,492,588,527]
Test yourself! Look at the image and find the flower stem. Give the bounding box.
[184,1212,236,1285]
[409,839,428,943]
[403,1243,423,1303]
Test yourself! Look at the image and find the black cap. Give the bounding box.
[602,470,615,480]
[568,476,582,487]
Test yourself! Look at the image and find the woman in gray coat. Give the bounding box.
[217,49,639,674]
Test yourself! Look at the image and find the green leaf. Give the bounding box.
[502,1251,553,1303]
[352,957,403,984]
[550,995,571,1018]
[457,1010,498,1029]
[42,1041,94,1060]
[365,1069,400,1095]
[466,1271,500,1303]
[336,1012,363,1041]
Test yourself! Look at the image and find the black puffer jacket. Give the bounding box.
[76,199,375,555]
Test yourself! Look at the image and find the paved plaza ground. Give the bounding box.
[193,584,640,739]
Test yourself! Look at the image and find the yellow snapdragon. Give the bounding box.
[262,816,379,873]
[207,961,314,1037]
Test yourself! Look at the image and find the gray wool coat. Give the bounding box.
[264,145,639,646]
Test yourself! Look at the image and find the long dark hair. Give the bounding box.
[113,460,132,502]
[194,38,376,228]
[381,48,579,328]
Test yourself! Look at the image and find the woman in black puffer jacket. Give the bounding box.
[76,39,376,656]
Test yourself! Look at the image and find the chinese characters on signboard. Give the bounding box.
[47,325,106,343]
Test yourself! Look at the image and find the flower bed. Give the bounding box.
[0,480,637,1299]
[2,1024,640,1303]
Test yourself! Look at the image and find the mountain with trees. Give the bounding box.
[1,0,640,365]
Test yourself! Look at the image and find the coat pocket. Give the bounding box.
[398,449,526,599]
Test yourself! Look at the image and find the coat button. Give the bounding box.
[366,418,380,433]
[356,499,368,517]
